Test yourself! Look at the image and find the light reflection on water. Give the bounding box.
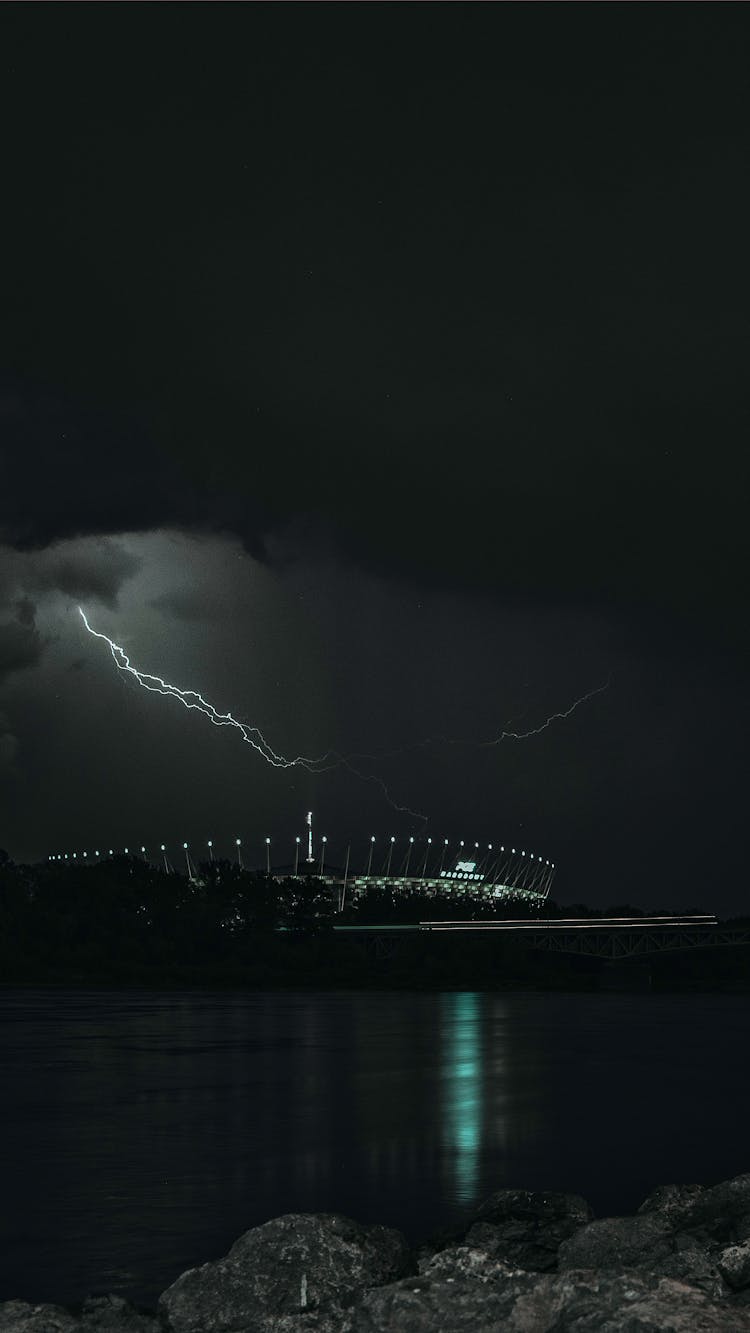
[442,992,484,1203]
[2,988,750,1307]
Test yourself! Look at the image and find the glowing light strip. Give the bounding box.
[422,915,717,926]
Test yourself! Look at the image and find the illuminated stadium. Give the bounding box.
[311,829,554,911]
[48,813,555,909]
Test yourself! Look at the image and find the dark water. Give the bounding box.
[2,988,749,1307]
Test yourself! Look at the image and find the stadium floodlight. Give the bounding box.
[73,852,77,859]
[207,840,212,847]
[410,836,414,843]
[296,836,300,843]
[141,846,146,854]
[236,838,241,845]
[183,843,188,850]
[160,844,166,852]
[322,835,327,842]
[109,850,113,856]
[371,835,376,842]
[124,848,129,854]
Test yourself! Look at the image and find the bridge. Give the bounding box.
[333,916,750,962]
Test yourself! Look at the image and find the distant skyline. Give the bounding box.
[1,7,748,912]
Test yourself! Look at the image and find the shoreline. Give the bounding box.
[4,1173,750,1331]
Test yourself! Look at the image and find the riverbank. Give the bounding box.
[4,1172,750,1331]
[3,928,750,992]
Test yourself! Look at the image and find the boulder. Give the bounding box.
[638,1175,750,1245]
[688,1176,750,1242]
[418,1248,523,1284]
[638,1183,706,1224]
[645,1244,726,1300]
[0,1304,79,1333]
[79,1296,160,1333]
[0,1297,159,1333]
[718,1242,750,1291]
[352,1268,750,1332]
[558,1212,675,1272]
[158,1213,411,1333]
[548,1269,750,1332]
[458,1189,593,1272]
[351,1269,557,1333]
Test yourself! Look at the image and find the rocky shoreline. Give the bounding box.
[4,1174,750,1332]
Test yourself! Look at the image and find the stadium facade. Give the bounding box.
[46,812,555,908]
[293,814,555,910]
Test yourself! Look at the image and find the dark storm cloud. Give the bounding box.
[26,542,142,609]
[0,538,140,687]
[0,4,747,659]
[149,587,225,623]
[15,596,36,628]
[0,711,18,770]
[0,615,45,685]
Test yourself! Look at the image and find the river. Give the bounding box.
[2,988,749,1306]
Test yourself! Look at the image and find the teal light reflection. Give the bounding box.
[442,992,483,1204]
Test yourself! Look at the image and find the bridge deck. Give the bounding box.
[333,917,750,960]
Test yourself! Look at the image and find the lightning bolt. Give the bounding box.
[79,607,339,771]
[480,681,610,745]
[78,608,608,822]
[333,683,610,765]
[78,608,428,819]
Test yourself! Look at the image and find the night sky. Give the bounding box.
[1,7,747,913]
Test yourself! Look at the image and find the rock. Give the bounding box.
[351,1269,557,1333]
[558,1213,675,1272]
[688,1176,750,1242]
[459,1189,593,1272]
[0,1297,159,1333]
[638,1183,706,1223]
[718,1242,750,1291]
[647,1244,726,1300]
[638,1175,750,1246]
[351,1268,750,1332]
[0,1304,79,1333]
[158,1213,412,1333]
[549,1269,750,1332]
[79,1296,160,1333]
[418,1247,522,1284]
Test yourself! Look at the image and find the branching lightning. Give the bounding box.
[78,608,609,821]
[78,608,427,819]
[79,608,338,772]
[480,682,610,745]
